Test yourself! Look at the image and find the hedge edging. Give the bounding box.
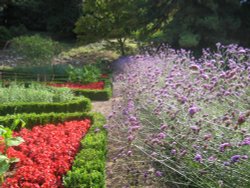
[63,113,107,188]
[0,97,91,116]
[72,79,112,101]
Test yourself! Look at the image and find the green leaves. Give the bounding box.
[0,125,24,149]
[6,137,24,147]
[0,124,24,183]
[68,64,101,84]
[10,35,59,65]
[0,155,10,175]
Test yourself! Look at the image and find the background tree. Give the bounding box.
[135,0,250,50]
[74,0,139,55]
[0,0,82,38]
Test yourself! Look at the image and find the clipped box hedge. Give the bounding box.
[0,112,107,188]
[0,97,91,116]
[71,79,112,101]
[63,112,107,188]
[0,112,94,130]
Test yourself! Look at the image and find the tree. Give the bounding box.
[1,0,82,38]
[75,0,139,55]
[135,0,250,50]
[43,0,82,37]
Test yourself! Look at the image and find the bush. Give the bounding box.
[63,113,107,188]
[178,31,200,48]
[0,83,75,103]
[10,35,59,65]
[68,64,101,84]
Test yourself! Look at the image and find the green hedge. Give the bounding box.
[73,79,112,101]
[0,112,91,130]
[63,113,107,188]
[0,97,91,116]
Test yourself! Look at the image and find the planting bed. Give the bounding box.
[48,79,112,101]
[1,120,91,187]
[108,44,250,187]
[0,112,107,188]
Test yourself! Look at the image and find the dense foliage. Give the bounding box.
[10,35,60,65]
[75,0,250,52]
[0,83,74,103]
[1,0,250,51]
[109,44,250,187]
[134,0,250,49]
[75,0,139,55]
[0,0,82,37]
[67,64,101,84]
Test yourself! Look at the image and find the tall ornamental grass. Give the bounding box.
[0,83,75,103]
[109,44,250,188]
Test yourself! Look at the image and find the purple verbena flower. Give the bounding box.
[231,155,241,163]
[155,171,163,177]
[188,106,199,117]
[219,143,231,152]
[158,132,166,139]
[194,154,202,163]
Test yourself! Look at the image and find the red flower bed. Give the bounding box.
[1,119,91,188]
[48,81,104,90]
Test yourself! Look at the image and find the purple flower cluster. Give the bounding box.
[110,44,250,187]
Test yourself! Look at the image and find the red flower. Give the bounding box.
[47,81,105,90]
[2,119,91,188]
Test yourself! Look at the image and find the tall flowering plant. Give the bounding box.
[109,44,250,187]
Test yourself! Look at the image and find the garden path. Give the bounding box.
[92,59,160,188]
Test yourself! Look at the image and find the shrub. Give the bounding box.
[0,83,75,103]
[109,44,250,187]
[68,64,101,84]
[10,35,59,65]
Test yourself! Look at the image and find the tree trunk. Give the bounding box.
[117,38,126,56]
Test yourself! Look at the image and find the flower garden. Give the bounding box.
[0,61,110,187]
[1,0,250,187]
[0,43,249,188]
